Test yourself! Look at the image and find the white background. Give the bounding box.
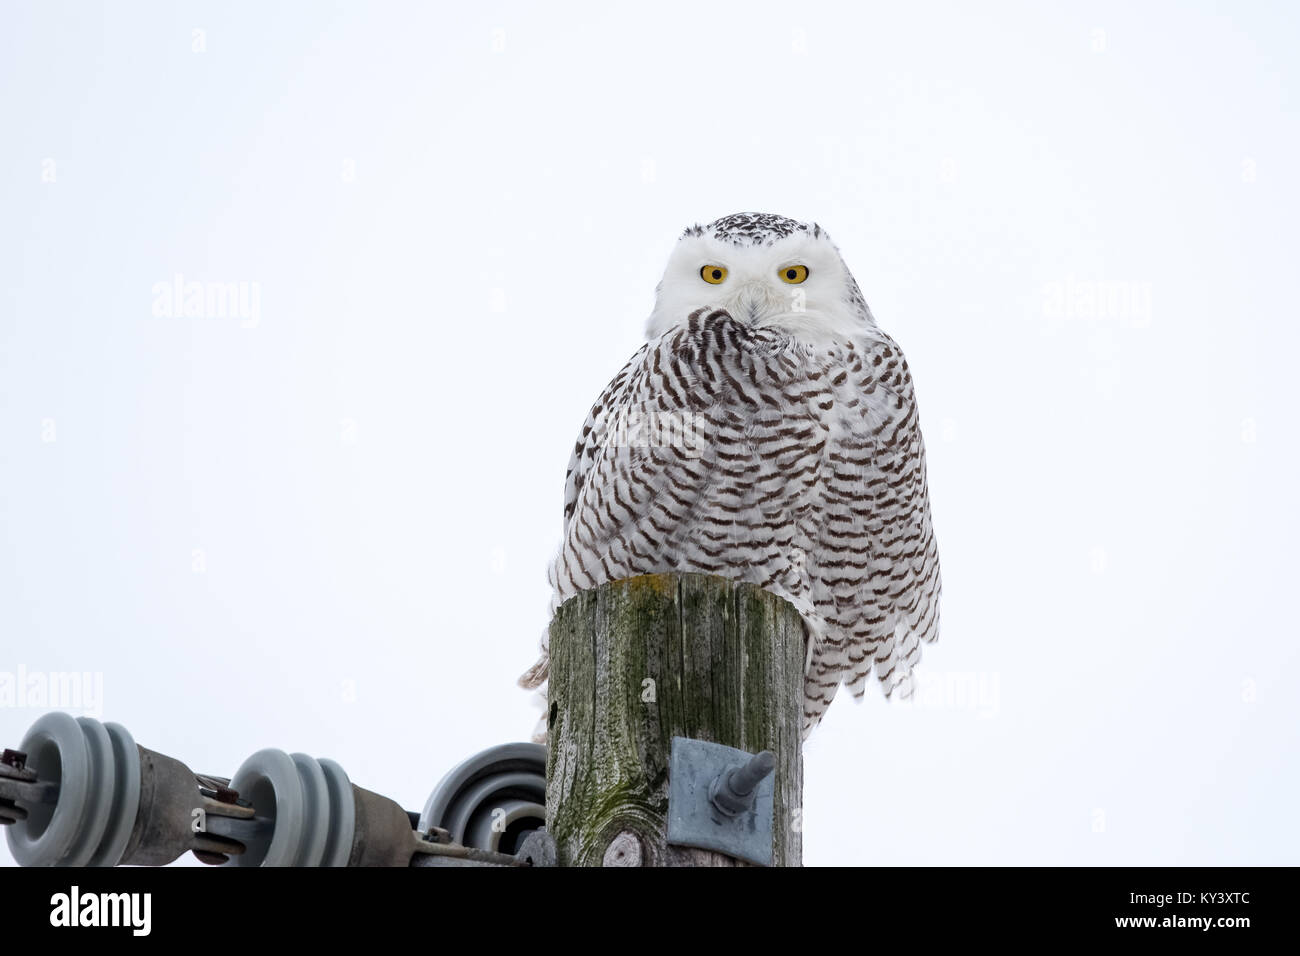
[2,0,1297,866]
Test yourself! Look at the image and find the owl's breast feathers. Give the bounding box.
[524,308,941,737]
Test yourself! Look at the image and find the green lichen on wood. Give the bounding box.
[546,573,804,866]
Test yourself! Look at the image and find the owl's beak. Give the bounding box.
[735,283,768,324]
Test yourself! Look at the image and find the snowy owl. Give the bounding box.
[520,212,941,738]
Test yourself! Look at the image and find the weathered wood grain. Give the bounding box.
[545,573,804,866]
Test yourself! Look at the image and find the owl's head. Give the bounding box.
[646,212,875,344]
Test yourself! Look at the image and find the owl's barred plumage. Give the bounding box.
[520,212,941,738]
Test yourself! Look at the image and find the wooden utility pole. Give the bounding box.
[545,572,804,866]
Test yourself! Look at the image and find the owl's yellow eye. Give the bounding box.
[779,265,809,284]
[700,265,728,284]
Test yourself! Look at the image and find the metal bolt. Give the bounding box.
[422,825,451,844]
[516,828,557,867]
[708,750,775,817]
[196,773,238,804]
[1,749,26,770]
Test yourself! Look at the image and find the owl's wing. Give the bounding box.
[516,343,648,693]
[559,342,650,534]
[830,332,942,706]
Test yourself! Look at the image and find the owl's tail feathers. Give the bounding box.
[520,660,550,744]
[518,625,551,690]
[518,652,549,690]
[795,608,830,675]
[876,614,931,703]
[520,627,551,743]
[878,572,943,702]
[799,617,842,740]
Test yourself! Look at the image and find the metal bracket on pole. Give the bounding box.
[665,736,775,866]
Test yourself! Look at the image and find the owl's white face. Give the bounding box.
[646,232,867,344]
